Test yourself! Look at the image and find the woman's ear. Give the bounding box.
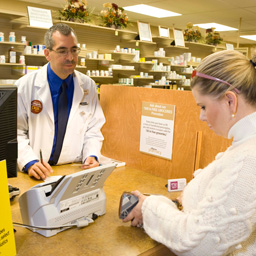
[225,91,238,114]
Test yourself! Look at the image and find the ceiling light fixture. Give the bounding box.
[123,4,181,18]
[240,35,256,41]
[194,23,238,32]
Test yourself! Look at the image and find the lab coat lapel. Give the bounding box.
[35,66,54,123]
[68,72,84,123]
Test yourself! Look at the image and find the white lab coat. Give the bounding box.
[16,63,105,171]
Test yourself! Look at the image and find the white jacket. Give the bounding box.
[16,64,105,171]
[142,112,256,256]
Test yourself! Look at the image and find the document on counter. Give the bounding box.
[100,155,126,168]
[70,156,126,168]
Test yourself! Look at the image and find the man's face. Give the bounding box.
[44,31,78,79]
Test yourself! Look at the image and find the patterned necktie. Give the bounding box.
[50,81,69,165]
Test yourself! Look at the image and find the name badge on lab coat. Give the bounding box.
[31,100,43,114]
[80,89,89,106]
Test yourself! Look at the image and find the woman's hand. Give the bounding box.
[123,190,147,228]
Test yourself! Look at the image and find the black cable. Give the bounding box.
[13,222,76,230]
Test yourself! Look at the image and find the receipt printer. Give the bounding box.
[19,164,116,237]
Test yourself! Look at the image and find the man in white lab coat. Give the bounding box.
[16,23,105,180]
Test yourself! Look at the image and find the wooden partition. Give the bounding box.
[100,85,231,181]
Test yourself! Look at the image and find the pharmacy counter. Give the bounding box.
[10,165,179,256]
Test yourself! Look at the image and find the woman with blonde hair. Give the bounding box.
[124,50,256,256]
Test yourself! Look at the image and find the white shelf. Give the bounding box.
[152,36,174,41]
[185,41,216,48]
[0,10,26,19]
[0,63,25,66]
[0,41,26,46]
[24,54,45,57]
[59,20,137,35]
[131,77,154,80]
[165,45,189,50]
[111,51,135,56]
[180,72,192,75]
[85,58,114,61]
[76,66,87,69]
[12,24,49,30]
[129,62,154,66]
[148,70,171,73]
[112,68,135,71]
[90,76,113,78]
[145,56,170,60]
[171,64,188,68]
[129,40,157,45]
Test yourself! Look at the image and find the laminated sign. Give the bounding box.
[0,160,16,256]
[140,102,175,160]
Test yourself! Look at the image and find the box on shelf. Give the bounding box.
[111,64,122,69]
[12,66,41,75]
[123,66,135,70]
[104,53,112,60]
[0,79,17,85]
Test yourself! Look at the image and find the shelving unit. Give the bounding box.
[1,5,246,90]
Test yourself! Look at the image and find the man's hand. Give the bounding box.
[81,156,99,169]
[28,161,53,180]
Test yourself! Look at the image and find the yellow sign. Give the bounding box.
[0,160,16,256]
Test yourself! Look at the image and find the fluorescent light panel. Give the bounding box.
[124,4,181,18]
[194,23,237,31]
[240,35,256,41]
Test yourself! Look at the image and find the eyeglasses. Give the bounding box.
[50,47,81,57]
[191,70,240,94]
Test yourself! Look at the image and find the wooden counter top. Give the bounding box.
[9,165,178,256]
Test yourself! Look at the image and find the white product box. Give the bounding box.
[167,178,186,192]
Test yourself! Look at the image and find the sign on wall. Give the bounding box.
[27,6,53,28]
[140,102,175,160]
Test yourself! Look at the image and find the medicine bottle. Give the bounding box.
[0,55,5,63]
[80,58,85,66]
[0,32,4,42]
[19,55,25,64]
[172,81,177,90]
[8,46,16,63]
[9,32,16,42]
[21,36,26,43]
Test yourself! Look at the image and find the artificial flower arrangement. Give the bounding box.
[59,0,91,23]
[184,22,202,42]
[205,28,223,45]
[101,3,129,29]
